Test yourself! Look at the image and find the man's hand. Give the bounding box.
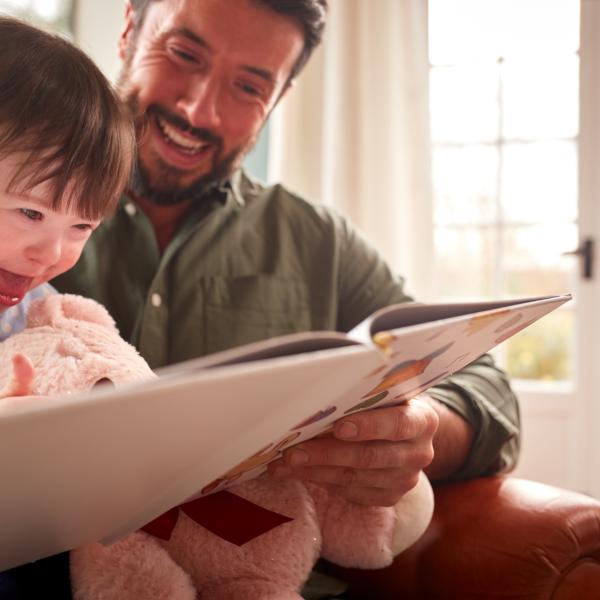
[267,395,440,506]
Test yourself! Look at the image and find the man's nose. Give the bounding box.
[176,76,222,131]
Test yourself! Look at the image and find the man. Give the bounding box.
[54,0,520,596]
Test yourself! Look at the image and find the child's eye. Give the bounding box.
[20,208,43,221]
[72,223,94,232]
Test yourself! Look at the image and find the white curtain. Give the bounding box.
[269,0,434,299]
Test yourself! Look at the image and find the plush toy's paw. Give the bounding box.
[71,532,196,600]
[309,473,434,569]
[391,471,434,555]
[309,482,398,569]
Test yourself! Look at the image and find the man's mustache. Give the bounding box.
[147,104,222,146]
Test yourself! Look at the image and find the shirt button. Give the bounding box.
[124,202,137,216]
[151,293,162,308]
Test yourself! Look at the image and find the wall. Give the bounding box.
[73,0,123,82]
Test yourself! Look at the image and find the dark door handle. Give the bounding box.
[562,237,594,279]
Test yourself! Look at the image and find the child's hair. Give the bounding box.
[0,17,135,220]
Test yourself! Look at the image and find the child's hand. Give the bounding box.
[0,353,35,399]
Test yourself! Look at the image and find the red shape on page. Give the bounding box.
[141,490,293,546]
[141,507,179,540]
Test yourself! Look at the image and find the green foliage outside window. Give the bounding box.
[504,310,572,381]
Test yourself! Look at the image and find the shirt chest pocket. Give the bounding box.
[201,275,312,353]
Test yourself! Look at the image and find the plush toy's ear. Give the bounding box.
[27,294,117,331]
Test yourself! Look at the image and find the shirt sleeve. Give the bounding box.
[334,213,521,481]
[426,354,520,480]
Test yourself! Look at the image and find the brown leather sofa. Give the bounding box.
[328,476,600,599]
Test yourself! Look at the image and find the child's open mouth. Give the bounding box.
[0,269,33,308]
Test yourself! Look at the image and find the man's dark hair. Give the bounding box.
[0,17,135,219]
[129,0,328,81]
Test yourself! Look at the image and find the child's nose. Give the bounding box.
[26,236,63,267]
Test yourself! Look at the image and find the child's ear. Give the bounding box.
[118,2,135,61]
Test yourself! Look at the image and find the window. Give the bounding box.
[428,0,580,381]
[0,0,74,33]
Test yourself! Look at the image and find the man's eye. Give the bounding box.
[170,47,196,63]
[20,208,43,221]
[238,82,261,97]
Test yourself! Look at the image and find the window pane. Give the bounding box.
[429,0,580,391]
[0,0,27,9]
[432,145,498,225]
[433,227,495,299]
[502,308,574,381]
[501,141,577,223]
[503,56,579,140]
[502,223,578,296]
[430,65,499,143]
[429,0,580,65]
[32,0,64,22]
[0,0,72,31]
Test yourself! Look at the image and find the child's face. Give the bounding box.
[0,156,99,312]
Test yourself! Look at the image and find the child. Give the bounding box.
[0,16,134,338]
[0,16,135,598]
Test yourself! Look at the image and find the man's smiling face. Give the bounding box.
[118,0,304,204]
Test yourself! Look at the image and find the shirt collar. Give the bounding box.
[228,169,246,207]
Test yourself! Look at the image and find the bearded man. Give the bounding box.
[49,1,519,598]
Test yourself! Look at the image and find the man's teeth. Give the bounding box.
[157,117,208,153]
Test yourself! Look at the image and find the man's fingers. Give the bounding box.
[0,354,35,399]
[267,397,441,507]
[278,438,434,471]
[333,397,439,442]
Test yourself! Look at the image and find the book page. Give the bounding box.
[347,294,571,345]
[344,294,571,412]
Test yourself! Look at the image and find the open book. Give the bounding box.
[0,293,570,569]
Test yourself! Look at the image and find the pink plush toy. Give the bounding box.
[0,294,434,600]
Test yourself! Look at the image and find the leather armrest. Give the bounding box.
[327,476,600,599]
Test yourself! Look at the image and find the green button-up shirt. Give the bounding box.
[53,169,519,481]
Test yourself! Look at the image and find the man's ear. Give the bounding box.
[118,1,135,61]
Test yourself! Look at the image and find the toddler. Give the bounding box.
[0,15,134,598]
[0,16,134,340]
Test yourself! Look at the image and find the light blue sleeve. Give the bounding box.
[0,283,56,341]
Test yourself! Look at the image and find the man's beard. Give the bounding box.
[121,92,257,206]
